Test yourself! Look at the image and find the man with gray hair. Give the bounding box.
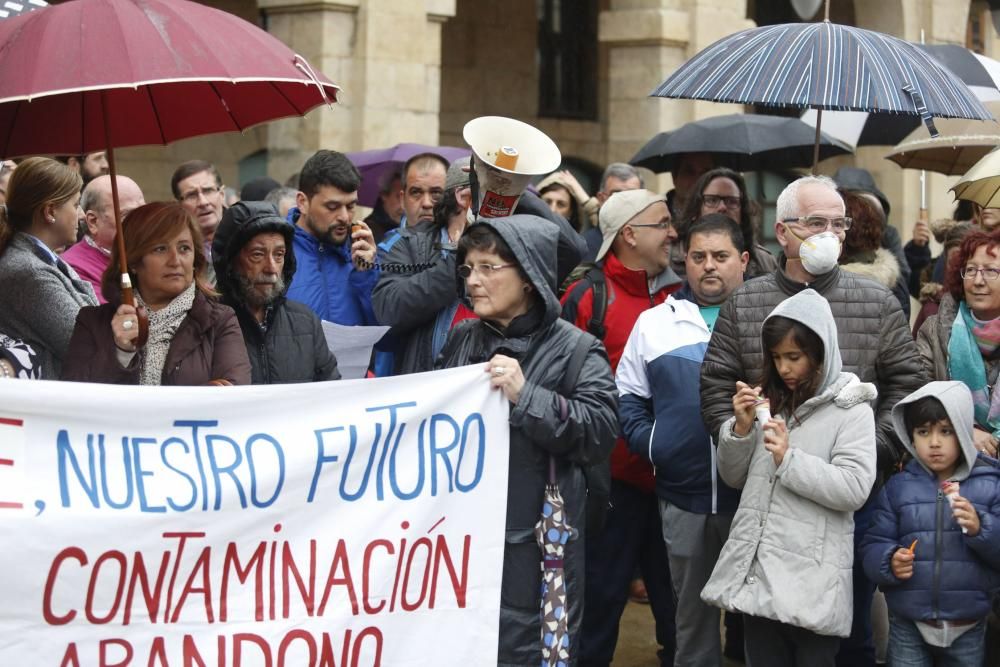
[61,174,146,303]
[700,175,926,665]
[575,162,644,261]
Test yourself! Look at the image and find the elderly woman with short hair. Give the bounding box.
[62,202,250,385]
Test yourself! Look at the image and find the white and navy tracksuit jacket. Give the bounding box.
[616,285,740,514]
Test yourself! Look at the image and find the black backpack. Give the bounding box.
[560,264,608,340]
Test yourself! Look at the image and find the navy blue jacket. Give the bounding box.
[861,456,1000,622]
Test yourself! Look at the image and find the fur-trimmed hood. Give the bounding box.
[839,248,901,290]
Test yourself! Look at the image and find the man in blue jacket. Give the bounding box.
[617,213,748,666]
[285,150,379,326]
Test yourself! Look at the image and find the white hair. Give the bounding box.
[775,175,842,223]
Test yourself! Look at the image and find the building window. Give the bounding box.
[967,2,989,54]
[537,0,598,120]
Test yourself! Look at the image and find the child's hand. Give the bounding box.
[950,494,981,536]
[732,381,761,437]
[891,547,914,580]
[762,417,788,466]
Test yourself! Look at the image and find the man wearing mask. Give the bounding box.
[700,175,926,667]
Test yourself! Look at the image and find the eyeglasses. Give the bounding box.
[458,262,516,279]
[961,266,1000,280]
[628,222,672,230]
[179,186,222,205]
[781,216,853,233]
[702,194,741,210]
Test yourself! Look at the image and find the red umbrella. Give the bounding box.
[0,0,339,344]
[0,0,338,156]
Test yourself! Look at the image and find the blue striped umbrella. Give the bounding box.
[652,22,993,124]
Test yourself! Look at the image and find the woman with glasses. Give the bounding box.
[677,167,778,279]
[437,215,618,666]
[916,229,1000,457]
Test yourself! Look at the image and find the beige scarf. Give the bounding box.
[135,283,196,385]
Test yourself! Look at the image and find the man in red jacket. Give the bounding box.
[561,189,682,667]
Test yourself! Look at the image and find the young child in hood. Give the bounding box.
[700,289,878,666]
[860,381,1000,666]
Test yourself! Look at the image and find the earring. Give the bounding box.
[47,217,56,224]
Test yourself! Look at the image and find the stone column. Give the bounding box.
[598,0,751,188]
[259,0,456,183]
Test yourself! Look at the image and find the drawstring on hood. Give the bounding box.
[891,380,979,482]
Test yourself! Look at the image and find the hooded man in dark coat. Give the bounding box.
[213,201,339,384]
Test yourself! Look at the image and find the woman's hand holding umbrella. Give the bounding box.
[112,303,139,352]
[487,354,525,403]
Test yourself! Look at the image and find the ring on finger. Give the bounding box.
[493,366,506,377]
[122,319,134,330]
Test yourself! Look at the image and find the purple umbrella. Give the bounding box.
[347,143,471,207]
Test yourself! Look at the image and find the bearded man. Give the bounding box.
[213,201,339,384]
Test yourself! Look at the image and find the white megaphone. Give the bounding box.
[463,116,562,218]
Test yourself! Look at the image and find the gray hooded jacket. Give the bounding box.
[701,289,878,638]
[436,215,618,667]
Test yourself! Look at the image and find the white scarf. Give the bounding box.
[135,283,196,385]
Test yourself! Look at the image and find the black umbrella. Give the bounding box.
[629,113,853,173]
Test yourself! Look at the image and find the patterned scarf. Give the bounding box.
[135,283,196,386]
[948,300,1000,435]
[970,310,1000,357]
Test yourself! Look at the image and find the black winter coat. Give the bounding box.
[212,201,340,384]
[372,220,458,375]
[228,297,339,384]
[437,216,618,667]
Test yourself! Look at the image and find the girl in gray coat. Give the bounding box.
[701,289,878,666]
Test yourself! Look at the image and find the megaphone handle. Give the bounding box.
[468,153,481,218]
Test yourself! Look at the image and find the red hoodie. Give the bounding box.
[560,251,681,493]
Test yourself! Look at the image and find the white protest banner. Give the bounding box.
[0,365,509,666]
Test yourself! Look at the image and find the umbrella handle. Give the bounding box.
[119,280,149,348]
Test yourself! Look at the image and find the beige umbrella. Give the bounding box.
[885,108,1000,175]
[951,146,1000,208]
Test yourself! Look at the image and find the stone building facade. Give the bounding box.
[116,0,993,243]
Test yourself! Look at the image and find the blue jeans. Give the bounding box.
[887,615,985,667]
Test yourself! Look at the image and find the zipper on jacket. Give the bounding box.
[259,343,269,383]
[648,421,656,475]
[710,434,718,514]
[932,488,944,620]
